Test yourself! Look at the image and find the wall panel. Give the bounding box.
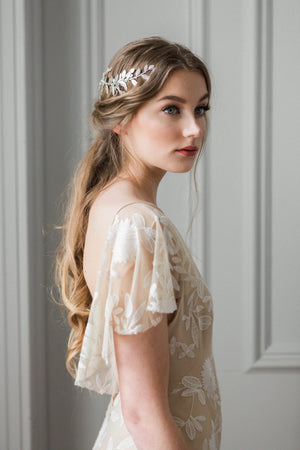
[208,0,300,447]
[0,0,46,448]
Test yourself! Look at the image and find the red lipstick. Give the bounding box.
[176,146,198,157]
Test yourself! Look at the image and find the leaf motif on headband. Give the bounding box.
[98,64,155,99]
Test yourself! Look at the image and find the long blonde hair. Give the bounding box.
[55,36,211,377]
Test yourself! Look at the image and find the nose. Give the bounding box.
[182,116,202,138]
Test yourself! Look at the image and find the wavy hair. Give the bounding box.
[54,36,211,377]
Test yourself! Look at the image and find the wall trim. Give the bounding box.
[251,343,300,369]
[1,0,31,448]
[0,0,47,448]
[243,0,300,371]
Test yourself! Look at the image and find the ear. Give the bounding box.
[112,123,128,135]
[112,124,121,134]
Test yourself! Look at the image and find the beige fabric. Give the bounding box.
[75,202,222,449]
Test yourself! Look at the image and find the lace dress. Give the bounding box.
[75,202,222,449]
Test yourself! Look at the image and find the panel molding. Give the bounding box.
[1,1,30,448]
[243,0,300,371]
[0,1,31,447]
[0,0,47,448]
[251,343,300,369]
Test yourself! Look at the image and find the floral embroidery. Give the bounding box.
[172,375,206,405]
[170,357,221,442]
[201,357,220,408]
[203,294,213,312]
[169,276,213,361]
[173,414,206,440]
[111,217,137,263]
[75,203,221,449]
[202,414,222,450]
[169,336,177,355]
[178,342,196,359]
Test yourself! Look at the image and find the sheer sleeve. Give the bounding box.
[75,205,177,395]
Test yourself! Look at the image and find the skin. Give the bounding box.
[84,69,210,449]
[115,68,210,203]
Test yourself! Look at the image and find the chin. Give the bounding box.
[167,162,196,174]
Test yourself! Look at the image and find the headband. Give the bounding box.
[98,64,155,99]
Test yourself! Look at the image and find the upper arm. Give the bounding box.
[75,205,177,400]
[83,203,116,296]
[113,314,171,424]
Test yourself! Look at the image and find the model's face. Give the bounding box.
[121,69,209,176]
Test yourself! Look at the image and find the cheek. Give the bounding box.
[141,117,177,143]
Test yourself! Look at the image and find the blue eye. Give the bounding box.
[162,105,180,115]
[195,105,210,116]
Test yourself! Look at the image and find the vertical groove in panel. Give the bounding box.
[264,0,273,351]
[0,0,31,447]
[13,0,23,446]
[255,0,263,364]
[25,0,48,447]
[0,2,9,446]
[242,0,261,370]
[14,0,33,446]
[0,0,45,446]
[0,129,8,448]
[15,0,32,445]
[6,1,22,446]
[258,0,273,354]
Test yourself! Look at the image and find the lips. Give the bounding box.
[176,146,198,157]
[177,146,198,152]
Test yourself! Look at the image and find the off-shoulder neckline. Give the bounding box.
[115,201,165,217]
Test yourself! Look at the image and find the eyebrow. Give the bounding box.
[157,93,209,103]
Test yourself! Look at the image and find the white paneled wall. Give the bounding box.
[208,0,300,448]
[1,0,299,449]
[0,0,46,449]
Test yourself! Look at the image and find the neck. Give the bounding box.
[118,163,166,205]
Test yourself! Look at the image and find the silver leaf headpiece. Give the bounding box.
[98,64,155,99]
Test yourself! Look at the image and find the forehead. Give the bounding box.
[156,69,207,99]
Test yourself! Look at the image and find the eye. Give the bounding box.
[162,105,180,115]
[195,105,210,116]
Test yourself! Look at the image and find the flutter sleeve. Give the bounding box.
[75,205,177,395]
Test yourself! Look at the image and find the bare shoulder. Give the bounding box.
[88,187,146,229]
[83,187,145,296]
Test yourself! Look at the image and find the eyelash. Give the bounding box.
[162,104,210,116]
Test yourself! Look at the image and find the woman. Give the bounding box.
[55,37,222,449]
